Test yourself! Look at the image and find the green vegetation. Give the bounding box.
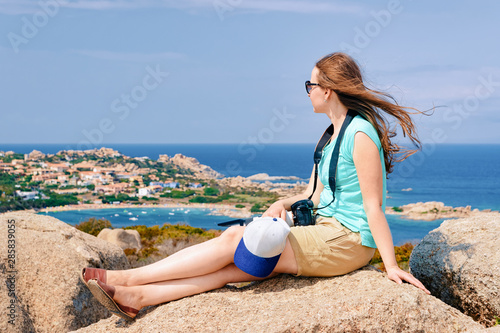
[75,217,112,236]
[370,242,415,272]
[250,202,267,213]
[38,191,79,206]
[123,224,222,266]
[161,189,195,199]
[188,192,235,204]
[219,190,278,208]
[126,223,219,241]
[99,193,139,204]
[188,196,221,203]
[203,187,219,196]
[74,221,223,267]
[142,196,159,202]
[0,197,29,212]
[0,171,16,196]
[1,169,78,212]
[392,206,403,212]
[235,204,245,208]
[1,153,24,163]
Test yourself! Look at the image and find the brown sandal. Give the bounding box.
[87,279,139,321]
[80,267,107,287]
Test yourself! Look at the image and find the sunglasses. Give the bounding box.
[305,80,320,94]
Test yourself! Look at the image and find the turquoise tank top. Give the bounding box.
[316,115,386,248]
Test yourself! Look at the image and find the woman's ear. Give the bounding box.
[324,88,332,102]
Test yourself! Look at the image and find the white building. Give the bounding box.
[138,187,152,197]
[15,190,39,200]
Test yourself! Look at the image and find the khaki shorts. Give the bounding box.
[288,216,376,277]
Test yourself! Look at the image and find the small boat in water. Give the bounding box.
[129,217,138,221]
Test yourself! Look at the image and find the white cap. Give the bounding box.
[234,216,291,278]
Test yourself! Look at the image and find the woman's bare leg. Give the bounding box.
[114,264,259,311]
[111,240,298,311]
[107,226,246,286]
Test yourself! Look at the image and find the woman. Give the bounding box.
[81,52,430,321]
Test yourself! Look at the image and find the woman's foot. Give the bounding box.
[81,267,130,286]
[80,267,107,286]
[106,270,129,286]
[87,279,140,320]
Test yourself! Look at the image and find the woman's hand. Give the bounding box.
[262,201,287,220]
[385,265,430,295]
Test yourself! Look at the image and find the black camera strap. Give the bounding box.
[308,109,357,210]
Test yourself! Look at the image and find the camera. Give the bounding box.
[290,199,316,226]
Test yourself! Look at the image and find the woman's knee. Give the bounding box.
[220,226,245,248]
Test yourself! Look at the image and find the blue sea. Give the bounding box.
[3,143,500,245]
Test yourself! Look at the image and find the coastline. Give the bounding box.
[34,200,500,223]
[385,201,500,221]
[32,202,253,219]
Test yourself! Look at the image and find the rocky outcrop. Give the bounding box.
[217,175,306,198]
[247,173,301,181]
[410,213,500,327]
[72,267,482,333]
[1,211,496,333]
[27,149,46,160]
[208,207,252,219]
[386,201,499,221]
[158,154,223,179]
[97,228,142,251]
[218,175,264,188]
[58,147,122,158]
[0,211,130,333]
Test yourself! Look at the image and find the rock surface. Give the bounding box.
[158,153,223,179]
[208,207,252,219]
[0,211,130,333]
[217,175,306,198]
[98,228,142,250]
[247,173,300,181]
[72,267,482,333]
[386,201,499,221]
[410,213,500,327]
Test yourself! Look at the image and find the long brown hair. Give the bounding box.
[315,52,424,174]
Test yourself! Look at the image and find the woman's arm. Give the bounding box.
[262,166,324,220]
[353,131,430,294]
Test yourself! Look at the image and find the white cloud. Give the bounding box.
[214,0,362,14]
[0,0,363,15]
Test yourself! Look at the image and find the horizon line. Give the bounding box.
[1,142,499,146]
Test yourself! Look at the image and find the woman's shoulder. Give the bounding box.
[347,114,377,136]
[343,114,381,149]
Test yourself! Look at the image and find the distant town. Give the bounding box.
[0,147,303,214]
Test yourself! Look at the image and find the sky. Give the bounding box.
[1,0,499,148]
